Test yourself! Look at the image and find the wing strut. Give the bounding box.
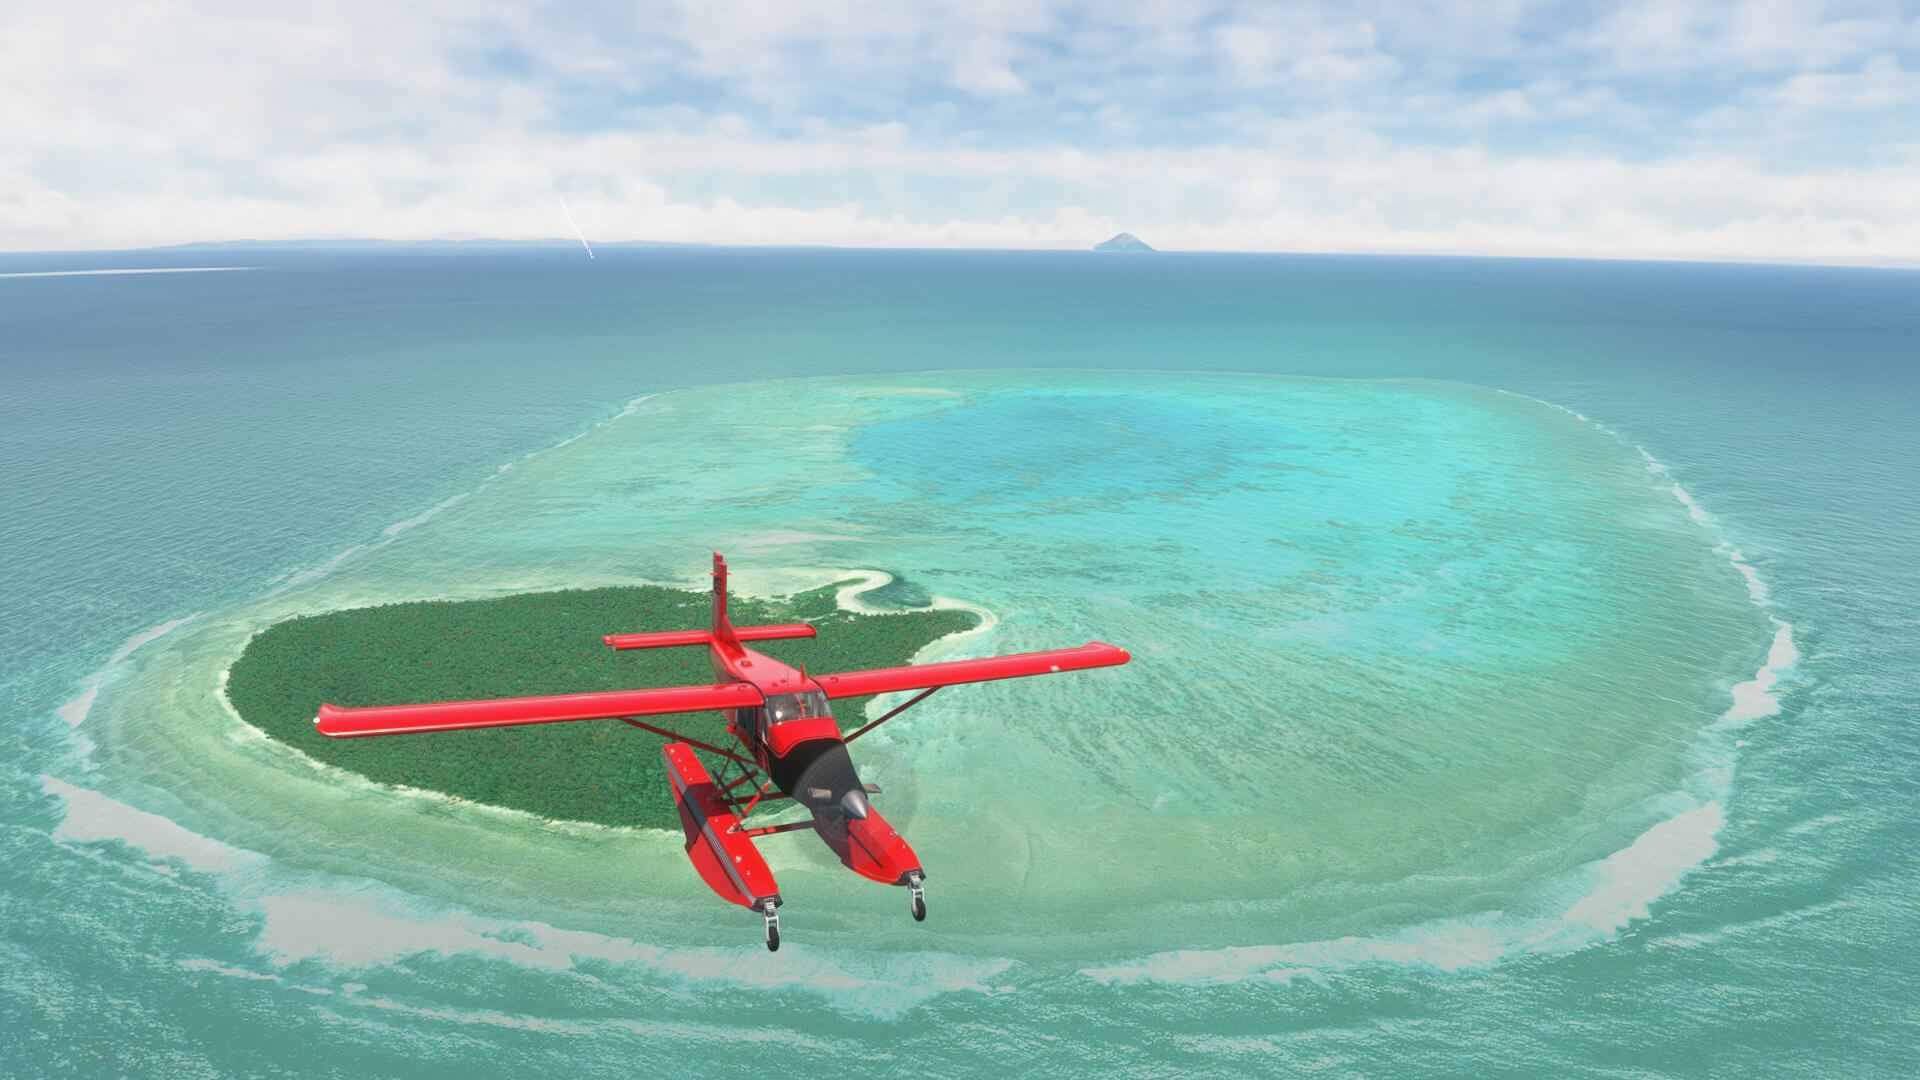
[618,717,753,767]
[843,687,941,744]
[813,642,1129,699]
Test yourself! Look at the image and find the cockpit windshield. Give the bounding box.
[761,691,831,725]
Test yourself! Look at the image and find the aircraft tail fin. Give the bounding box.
[601,553,815,651]
[712,551,737,643]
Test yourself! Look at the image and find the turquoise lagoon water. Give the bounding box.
[2,248,1916,1075]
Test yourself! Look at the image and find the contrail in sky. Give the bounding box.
[557,198,594,259]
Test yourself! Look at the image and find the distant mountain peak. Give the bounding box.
[1093,232,1154,252]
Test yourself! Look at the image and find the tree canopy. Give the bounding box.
[226,583,974,827]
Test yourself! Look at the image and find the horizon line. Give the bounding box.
[1,237,1916,274]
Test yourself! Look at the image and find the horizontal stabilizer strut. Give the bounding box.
[814,642,1130,699]
[604,623,818,650]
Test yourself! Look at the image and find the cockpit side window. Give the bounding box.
[762,692,832,726]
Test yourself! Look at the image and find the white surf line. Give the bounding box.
[56,615,201,727]
[38,775,1016,1019]
[191,390,686,821]
[1520,396,1800,754]
[260,391,668,595]
[380,492,471,538]
[1084,610,1804,988]
[797,566,1000,737]
[1525,395,1776,610]
[832,569,998,645]
[58,392,668,741]
[1645,453,1770,606]
[557,198,594,259]
[1086,394,1802,987]
[1513,397,1799,917]
[0,267,257,279]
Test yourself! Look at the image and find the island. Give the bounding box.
[1093,232,1154,251]
[226,582,976,828]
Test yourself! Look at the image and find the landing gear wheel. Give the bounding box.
[761,902,781,952]
[908,873,927,922]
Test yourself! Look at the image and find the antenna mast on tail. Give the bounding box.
[711,551,736,642]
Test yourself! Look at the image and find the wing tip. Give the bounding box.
[314,703,351,737]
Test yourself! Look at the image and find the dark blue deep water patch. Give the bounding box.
[852,391,1290,504]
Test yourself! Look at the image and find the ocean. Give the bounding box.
[2,246,1915,1076]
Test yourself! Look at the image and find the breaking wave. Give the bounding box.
[1086,395,1799,986]
[54,394,667,739]
[37,775,1016,1020]
[263,393,666,592]
[54,615,199,728]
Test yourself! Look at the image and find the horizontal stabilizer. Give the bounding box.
[814,641,1130,699]
[603,623,818,650]
[316,682,763,738]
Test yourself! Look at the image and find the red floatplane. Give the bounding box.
[315,553,1130,949]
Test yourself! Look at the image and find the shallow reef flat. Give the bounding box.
[83,370,1771,965]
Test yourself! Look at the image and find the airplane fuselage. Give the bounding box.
[705,627,919,885]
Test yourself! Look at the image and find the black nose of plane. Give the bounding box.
[838,788,870,820]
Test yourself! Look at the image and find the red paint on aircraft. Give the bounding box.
[315,552,1129,949]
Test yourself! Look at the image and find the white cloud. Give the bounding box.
[948,37,1031,98]
[1574,0,1905,73]
[1767,52,1920,109]
[1211,14,1402,90]
[0,1,1915,264]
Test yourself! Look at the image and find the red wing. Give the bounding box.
[812,642,1130,699]
[314,682,763,739]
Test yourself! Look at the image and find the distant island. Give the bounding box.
[1093,232,1154,252]
[226,583,974,827]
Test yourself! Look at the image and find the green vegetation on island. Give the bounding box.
[226,583,975,827]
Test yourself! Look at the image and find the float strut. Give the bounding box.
[761,900,781,952]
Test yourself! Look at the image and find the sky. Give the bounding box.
[3,1,1918,263]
